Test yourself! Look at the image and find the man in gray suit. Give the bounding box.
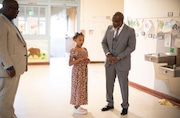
[0,0,28,118]
[101,12,136,115]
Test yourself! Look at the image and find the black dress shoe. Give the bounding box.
[101,105,114,111]
[121,108,128,115]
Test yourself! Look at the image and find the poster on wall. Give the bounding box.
[126,17,180,40]
[27,17,38,35]
[26,40,49,63]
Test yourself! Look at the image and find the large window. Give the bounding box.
[18,6,47,36]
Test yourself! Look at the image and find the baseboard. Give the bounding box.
[28,61,104,65]
[90,61,104,63]
[28,62,50,65]
[129,81,180,106]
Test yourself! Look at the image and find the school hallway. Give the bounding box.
[14,57,180,118]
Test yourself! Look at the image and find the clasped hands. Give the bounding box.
[107,53,118,64]
[80,56,90,63]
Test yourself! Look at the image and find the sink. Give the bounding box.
[159,65,180,77]
[145,53,176,65]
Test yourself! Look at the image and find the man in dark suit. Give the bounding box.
[101,12,136,115]
[0,0,27,118]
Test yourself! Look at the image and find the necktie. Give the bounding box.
[114,27,119,39]
[112,27,119,55]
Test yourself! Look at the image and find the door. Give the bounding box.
[50,6,76,57]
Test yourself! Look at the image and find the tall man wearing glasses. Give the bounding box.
[0,0,27,118]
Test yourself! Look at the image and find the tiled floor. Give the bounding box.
[14,57,180,118]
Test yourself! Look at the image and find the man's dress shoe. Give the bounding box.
[121,108,128,115]
[101,106,114,111]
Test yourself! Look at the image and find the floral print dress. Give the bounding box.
[70,47,89,105]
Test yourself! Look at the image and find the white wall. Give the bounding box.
[80,0,124,61]
[124,0,180,18]
[124,0,180,99]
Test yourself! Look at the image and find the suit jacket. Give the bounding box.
[102,24,136,71]
[0,14,27,77]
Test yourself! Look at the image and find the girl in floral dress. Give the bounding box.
[69,32,90,115]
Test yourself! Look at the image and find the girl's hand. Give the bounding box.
[85,57,90,63]
[78,57,90,63]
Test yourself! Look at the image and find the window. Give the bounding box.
[18,6,47,36]
[0,4,2,9]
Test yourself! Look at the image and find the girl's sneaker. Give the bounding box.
[74,107,87,115]
[80,107,88,113]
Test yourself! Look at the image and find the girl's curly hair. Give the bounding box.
[73,32,84,40]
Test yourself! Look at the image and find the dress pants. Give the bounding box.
[0,75,20,118]
[105,64,129,109]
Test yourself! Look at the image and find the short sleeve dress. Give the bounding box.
[70,47,89,105]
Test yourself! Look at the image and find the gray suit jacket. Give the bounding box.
[102,24,136,71]
[0,14,27,77]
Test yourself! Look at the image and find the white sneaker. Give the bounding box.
[80,107,88,112]
[74,107,87,115]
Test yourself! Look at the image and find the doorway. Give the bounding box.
[50,6,77,58]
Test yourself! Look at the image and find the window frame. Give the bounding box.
[16,5,48,39]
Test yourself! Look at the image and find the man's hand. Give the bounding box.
[107,53,118,64]
[107,53,113,62]
[110,56,118,64]
[7,69,16,78]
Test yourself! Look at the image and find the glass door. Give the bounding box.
[50,6,77,57]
